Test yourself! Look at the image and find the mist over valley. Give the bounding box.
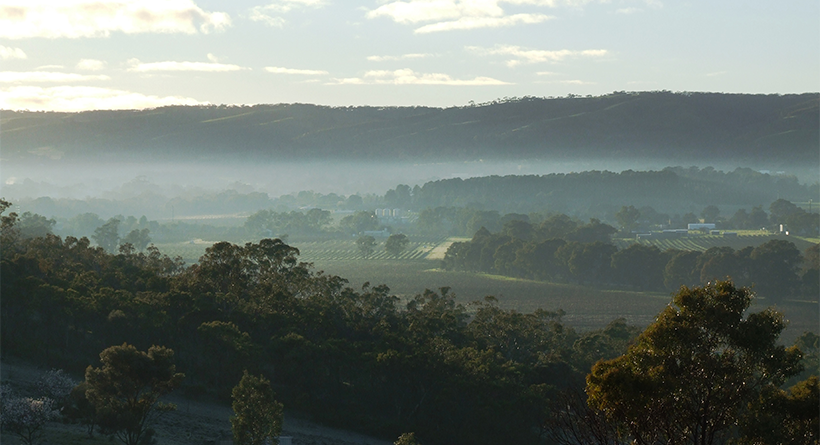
[3,0,819,442]
[2,92,818,445]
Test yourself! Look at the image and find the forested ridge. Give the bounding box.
[2,92,817,165]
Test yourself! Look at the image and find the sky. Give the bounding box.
[0,0,818,111]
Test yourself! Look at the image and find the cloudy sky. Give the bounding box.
[0,0,817,111]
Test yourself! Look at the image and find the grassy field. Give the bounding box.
[152,234,818,342]
[151,237,671,330]
[310,257,670,330]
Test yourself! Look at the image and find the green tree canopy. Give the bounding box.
[16,212,56,239]
[615,205,640,232]
[356,235,377,258]
[586,280,803,445]
[700,205,721,222]
[339,211,379,234]
[231,371,284,445]
[750,239,802,300]
[121,228,151,252]
[92,218,120,253]
[770,198,802,223]
[85,343,184,445]
[1,198,19,247]
[385,233,409,257]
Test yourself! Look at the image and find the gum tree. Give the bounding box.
[231,371,284,445]
[85,343,184,445]
[586,280,803,445]
[385,233,409,257]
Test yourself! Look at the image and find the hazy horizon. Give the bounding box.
[3,157,816,204]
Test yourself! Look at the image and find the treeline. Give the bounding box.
[405,167,816,215]
[11,210,247,247]
[443,214,819,299]
[611,198,819,237]
[0,202,635,444]
[9,167,818,225]
[12,207,393,250]
[376,168,818,217]
[8,188,363,222]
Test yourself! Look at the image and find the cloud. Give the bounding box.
[0,85,207,111]
[127,58,248,72]
[76,59,106,71]
[468,45,607,66]
[0,71,110,83]
[249,0,328,27]
[552,79,595,84]
[0,0,231,39]
[0,45,26,60]
[367,1,660,32]
[331,77,366,85]
[368,0,554,32]
[414,13,552,33]
[534,78,595,85]
[265,66,328,75]
[328,69,510,86]
[367,53,433,62]
[366,0,505,24]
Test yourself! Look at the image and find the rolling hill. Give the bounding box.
[2,92,817,166]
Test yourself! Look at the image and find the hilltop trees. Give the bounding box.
[587,280,803,445]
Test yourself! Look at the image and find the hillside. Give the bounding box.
[2,92,818,166]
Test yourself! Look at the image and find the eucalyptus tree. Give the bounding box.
[587,280,803,445]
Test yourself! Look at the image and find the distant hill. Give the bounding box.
[1,92,817,166]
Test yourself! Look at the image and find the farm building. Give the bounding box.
[688,223,716,231]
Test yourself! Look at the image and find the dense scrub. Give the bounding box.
[1,205,639,445]
[2,199,817,445]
